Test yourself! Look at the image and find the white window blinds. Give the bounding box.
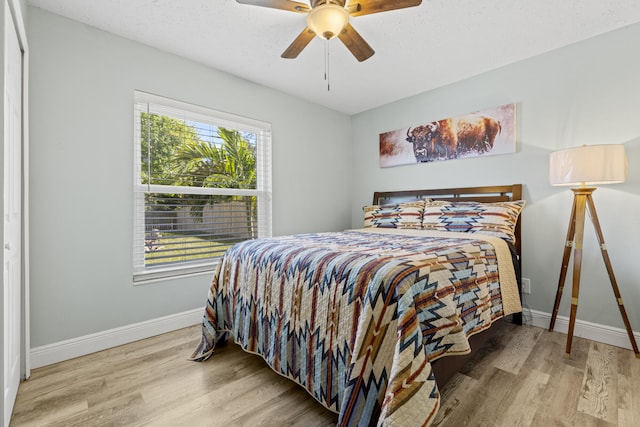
[133,91,272,282]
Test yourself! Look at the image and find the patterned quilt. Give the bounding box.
[190,228,521,426]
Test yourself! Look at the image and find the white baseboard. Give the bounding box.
[30,307,639,369]
[30,308,204,369]
[528,309,640,351]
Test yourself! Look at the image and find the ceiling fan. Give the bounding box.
[237,0,423,62]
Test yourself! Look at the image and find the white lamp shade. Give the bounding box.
[549,144,627,186]
[306,3,349,40]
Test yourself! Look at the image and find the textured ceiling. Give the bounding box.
[27,0,640,115]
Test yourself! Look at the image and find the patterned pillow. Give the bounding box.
[422,200,525,243]
[363,200,426,229]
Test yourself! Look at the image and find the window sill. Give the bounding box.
[133,262,217,285]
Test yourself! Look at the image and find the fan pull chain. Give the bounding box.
[325,39,330,91]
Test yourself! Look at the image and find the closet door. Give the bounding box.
[2,0,22,424]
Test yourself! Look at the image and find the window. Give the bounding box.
[133,91,272,282]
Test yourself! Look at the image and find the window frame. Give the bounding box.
[132,91,272,283]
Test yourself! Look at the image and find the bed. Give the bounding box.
[191,184,524,426]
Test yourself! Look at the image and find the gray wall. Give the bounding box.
[28,5,640,349]
[27,7,352,347]
[351,23,640,332]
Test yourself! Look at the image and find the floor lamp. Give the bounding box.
[548,144,639,359]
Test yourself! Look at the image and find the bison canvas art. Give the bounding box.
[379,104,516,167]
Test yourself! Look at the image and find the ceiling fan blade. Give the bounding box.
[347,0,422,17]
[337,23,374,62]
[281,27,316,59]
[236,0,310,13]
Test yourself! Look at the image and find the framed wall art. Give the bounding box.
[379,103,516,167]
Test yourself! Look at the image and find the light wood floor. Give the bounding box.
[11,322,640,426]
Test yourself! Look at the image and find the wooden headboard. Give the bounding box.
[372,184,523,256]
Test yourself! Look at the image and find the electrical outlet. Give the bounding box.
[521,278,531,294]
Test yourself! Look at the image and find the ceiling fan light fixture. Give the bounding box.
[306,3,349,40]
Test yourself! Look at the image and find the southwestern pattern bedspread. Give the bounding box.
[190,228,521,426]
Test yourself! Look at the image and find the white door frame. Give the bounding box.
[9,0,29,382]
[6,0,29,379]
[2,1,29,424]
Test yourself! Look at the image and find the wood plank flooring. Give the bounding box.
[11,322,640,426]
